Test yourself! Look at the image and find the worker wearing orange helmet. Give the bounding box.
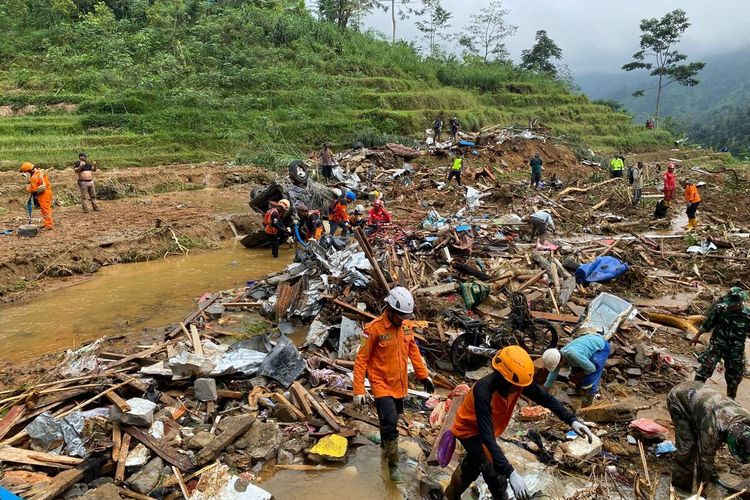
[20,162,53,229]
[444,346,594,500]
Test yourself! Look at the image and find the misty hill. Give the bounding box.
[0,1,669,170]
[577,48,750,154]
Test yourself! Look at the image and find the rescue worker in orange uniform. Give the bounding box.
[683,179,701,230]
[444,346,594,500]
[294,202,324,241]
[328,190,355,236]
[263,199,290,258]
[20,162,53,229]
[353,287,434,482]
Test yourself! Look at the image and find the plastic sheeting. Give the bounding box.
[576,292,636,340]
[575,256,629,284]
[306,318,332,347]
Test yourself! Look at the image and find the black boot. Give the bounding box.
[727,384,739,399]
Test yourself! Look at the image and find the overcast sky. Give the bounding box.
[362,0,750,74]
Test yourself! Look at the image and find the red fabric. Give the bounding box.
[368,207,392,225]
[663,171,676,190]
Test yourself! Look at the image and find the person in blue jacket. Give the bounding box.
[542,334,612,407]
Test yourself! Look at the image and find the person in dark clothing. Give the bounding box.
[449,116,460,141]
[530,153,543,189]
[319,143,336,182]
[444,346,594,500]
[294,202,324,241]
[264,199,290,258]
[433,116,444,142]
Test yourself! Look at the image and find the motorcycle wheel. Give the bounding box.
[520,319,559,355]
[450,334,488,375]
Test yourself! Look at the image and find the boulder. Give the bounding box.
[194,378,218,402]
[81,484,123,500]
[187,431,214,450]
[127,457,164,495]
[236,420,281,460]
[557,435,603,461]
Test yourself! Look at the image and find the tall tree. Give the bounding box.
[520,30,562,75]
[386,0,411,43]
[414,0,451,58]
[457,0,516,63]
[317,0,382,30]
[622,9,705,128]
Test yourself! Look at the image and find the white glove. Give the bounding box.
[572,420,595,443]
[352,395,365,408]
[509,470,530,500]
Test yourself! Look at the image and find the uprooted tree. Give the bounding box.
[520,30,562,76]
[457,0,517,63]
[622,9,705,128]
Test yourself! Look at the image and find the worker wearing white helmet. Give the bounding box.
[353,287,434,482]
[542,333,612,407]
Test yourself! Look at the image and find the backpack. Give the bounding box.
[627,166,635,185]
[263,208,276,227]
[654,200,667,219]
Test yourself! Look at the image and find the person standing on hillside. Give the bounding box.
[319,143,336,182]
[663,163,676,206]
[631,161,643,207]
[433,116,444,142]
[73,152,99,213]
[448,116,460,142]
[353,287,434,482]
[530,152,543,189]
[690,286,750,399]
[20,162,53,230]
[264,199,290,258]
[683,179,701,230]
[610,155,624,178]
[447,153,463,186]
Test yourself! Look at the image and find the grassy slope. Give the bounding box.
[0,3,671,171]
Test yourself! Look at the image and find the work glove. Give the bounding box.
[352,395,365,409]
[572,420,595,444]
[421,377,435,394]
[508,470,531,500]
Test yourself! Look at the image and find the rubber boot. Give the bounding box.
[727,384,739,400]
[384,439,403,483]
[687,217,697,230]
[581,393,594,408]
[444,465,472,500]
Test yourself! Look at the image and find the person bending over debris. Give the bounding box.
[691,286,750,399]
[444,346,594,500]
[663,163,676,206]
[20,162,53,230]
[294,202,324,241]
[73,152,99,213]
[543,333,611,407]
[263,199,290,258]
[447,154,463,186]
[368,199,392,226]
[530,152,543,189]
[667,381,750,495]
[350,204,367,229]
[683,179,701,230]
[631,161,643,207]
[328,190,355,236]
[610,155,624,178]
[319,142,336,182]
[353,287,434,482]
[528,210,555,244]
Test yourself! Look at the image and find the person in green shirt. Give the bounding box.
[447,154,463,186]
[530,153,543,189]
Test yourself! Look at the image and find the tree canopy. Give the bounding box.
[457,0,516,63]
[520,30,562,75]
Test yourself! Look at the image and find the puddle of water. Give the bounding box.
[0,240,290,362]
[261,444,407,500]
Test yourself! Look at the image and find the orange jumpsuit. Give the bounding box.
[27,170,53,229]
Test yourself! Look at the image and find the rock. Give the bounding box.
[127,457,164,495]
[88,478,114,489]
[124,443,152,467]
[625,368,642,377]
[308,434,347,460]
[236,420,281,460]
[63,483,88,499]
[194,378,218,402]
[277,448,294,465]
[81,484,123,500]
[557,434,603,461]
[399,440,423,461]
[217,415,250,433]
[634,344,650,368]
[187,431,214,450]
[204,304,225,320]
[280,437,305,454]
[110,398,156,427]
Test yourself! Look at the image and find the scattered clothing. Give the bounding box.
[575,256,629,284]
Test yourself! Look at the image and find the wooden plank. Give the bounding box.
[112,423,122,462]
[115,433,130,482]
[123,426,193,472]
[166,293,221,339]
[0,470,50,486]
[112,373,179,407]
[193,415,255,467]
[0,405,25,441]
[27,467,85,500]
[290,382,313,419]
[332,298,377,320]
[0,446,82,468]
[270,393,306,421]
[427,393,466,465]
[530,311,580,324]
[216,389,244,399]
[190,324,204,356]
[107,341,175,370]
[306,393,343,431]
[171,466,191,500]
[106,391,131,413]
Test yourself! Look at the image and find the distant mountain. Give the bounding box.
[576,48,750,154]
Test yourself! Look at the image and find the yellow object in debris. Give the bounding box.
[309,434,348,458]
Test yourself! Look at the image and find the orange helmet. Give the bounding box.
[20,162,34,172]
[492,346,534,387]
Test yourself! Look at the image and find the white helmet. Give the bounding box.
[331,188,342,198]
[354,204,365,214]
[542,348,561,371]
[385,286,414,318]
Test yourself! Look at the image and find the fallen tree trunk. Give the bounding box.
[643,312,703,335]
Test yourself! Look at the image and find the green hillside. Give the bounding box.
[0,1,670,171]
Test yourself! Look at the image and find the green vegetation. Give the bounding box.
[0,1,670,171]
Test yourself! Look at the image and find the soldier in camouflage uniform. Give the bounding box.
[667,381,750,494]
[691,286,750,399]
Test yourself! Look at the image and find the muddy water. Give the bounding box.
[0,240,290,361]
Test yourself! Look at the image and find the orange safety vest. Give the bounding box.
[263,208,280,235]
[684,184,701,204]
[451,385,521,440]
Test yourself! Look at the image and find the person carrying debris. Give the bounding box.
[447,154,463,186]
[663,163,676,206]
[350,204,367,229]
[444,346,595,500]
[691,286,750,399]
[530,152,543,189]
[631,161,643,207]
[352,287,434,482]
[683,179,701,230]
[667,381,750,495]
[449,116,460,141]
[319,143,336,182]
[609,155,624,178]
[368,199,392,226]
[263,199,290,258]
[20,162,53,230]
[528,210,555,244]
[433,116,444,142]
[294,202,324,241]
[542,333,611,407]
[73,152,99,213]
[328,190,355,236]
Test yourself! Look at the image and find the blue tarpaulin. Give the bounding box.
[575,256,628,285]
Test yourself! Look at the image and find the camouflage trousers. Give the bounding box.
[696,338,745,387]
[667,392,714,491]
